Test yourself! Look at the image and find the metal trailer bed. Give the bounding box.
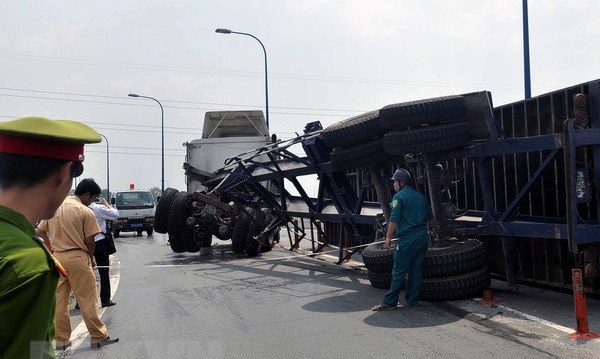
[348,79,600,293]
[157,79,600,296]
[444,79,600,292]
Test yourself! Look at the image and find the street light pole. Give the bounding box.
[215,28,269,129]
[99,133,110,199]
[128,93,165,193]
[522,0,531,99]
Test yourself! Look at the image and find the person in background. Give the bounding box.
[0,116,100,358]
[89,195,119,307]
[37,178,119,350]
[372,168,437,311]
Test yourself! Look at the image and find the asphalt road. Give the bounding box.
[58,232,600,359]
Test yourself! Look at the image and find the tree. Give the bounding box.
[149,187,161,201]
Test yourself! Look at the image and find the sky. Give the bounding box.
[1,0,599,194]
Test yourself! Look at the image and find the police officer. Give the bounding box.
[372,168,437,311]
[0,116,101,358]
[38,178,120,350]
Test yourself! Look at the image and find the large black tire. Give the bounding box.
[379,95,467,130]
[321,110,382,148]
[383,122,470,156]
[183,219,200,253]
[367,270,392,289]
[361,241,397,273]
[330,139,385,171]
[147,228,153,236]
[231,209,252,254]
[167,192,188,253]
[113,230,120,238]
[245,210,266,257]
[199,232,213,247]
[259,209,273,253]
[420,267,491,301]
[366,266,490,301]
[154,188,179,233]
[423,239,486,278]
[363,239,486,277]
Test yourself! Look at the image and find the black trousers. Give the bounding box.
[93,239,111,304]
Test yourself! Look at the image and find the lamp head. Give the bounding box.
[128,93,139,98]
[215,28,232,34]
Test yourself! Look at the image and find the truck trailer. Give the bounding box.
[155,79,600,299]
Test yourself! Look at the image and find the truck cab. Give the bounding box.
[184,110,271,192]
[110,185,156,237]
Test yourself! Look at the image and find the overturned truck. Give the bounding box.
[155,79,600,300]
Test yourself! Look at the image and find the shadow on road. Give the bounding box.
[145,245,467,329]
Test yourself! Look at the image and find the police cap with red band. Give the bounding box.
[0,116,101,161]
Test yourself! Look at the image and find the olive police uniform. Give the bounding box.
[0,206,58,358]
[382,184,432,306]
[38,197,108,345]
[0,117,100,358]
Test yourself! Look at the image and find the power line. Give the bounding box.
[85,149,184,157]
[0,114,319,140]
[0,52,551,90]
[0,93,357,118]
[87,144,185,152]
[0,86,362,113]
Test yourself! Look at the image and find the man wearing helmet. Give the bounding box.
[372,168,437,311]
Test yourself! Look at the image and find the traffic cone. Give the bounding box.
[480,289,498,305]
[569,268,599,339]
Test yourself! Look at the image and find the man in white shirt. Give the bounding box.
[89,196,119,307]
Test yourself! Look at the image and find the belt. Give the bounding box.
[55,248,87,253]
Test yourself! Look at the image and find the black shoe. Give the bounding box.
[91,336,119,349]
[101,300,116,308]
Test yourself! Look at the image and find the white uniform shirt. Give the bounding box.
[89,202,120,242]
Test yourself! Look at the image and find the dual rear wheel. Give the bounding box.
[362,239,490,301]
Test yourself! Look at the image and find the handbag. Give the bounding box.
[103,231,117,255]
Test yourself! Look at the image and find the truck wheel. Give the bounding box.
[183,222,200,253]
[259,209,273,253]
[154,188,179,233]
[199,232,213,247]
[361,240,397,273]
[113,230,120,238]
[320,110,383,149]
[147,228,154,236]
[137,230,143,236]
[245,210,266,257]
[367,270,392,289]
[231,209,252,254]
[383,122,470,156]
[379,95,467,130]
[330,139,386,171]
[423,239,486,278]
[366,266,491,301]
[420,266,491,301]
[167,192,188,253]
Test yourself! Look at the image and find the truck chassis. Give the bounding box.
[155,79,600,298]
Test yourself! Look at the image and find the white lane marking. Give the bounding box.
[146,264,193,267]
[473,298,575,334]
[63,255,121,353]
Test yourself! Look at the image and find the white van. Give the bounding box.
[110,188,156,237]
